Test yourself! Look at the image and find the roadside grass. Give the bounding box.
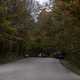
[60,60,80,75]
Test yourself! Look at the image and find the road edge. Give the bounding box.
[60,60,80,75]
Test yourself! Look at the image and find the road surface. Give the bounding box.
[0,58,80,80]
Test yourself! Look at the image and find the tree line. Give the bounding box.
[0,0,33,63]
[0,0,80,70]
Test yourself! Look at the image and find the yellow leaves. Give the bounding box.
[6,27,17,34]
[0,19,16,35]
[0,6,7,15]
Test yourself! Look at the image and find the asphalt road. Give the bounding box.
[0,58,80,80]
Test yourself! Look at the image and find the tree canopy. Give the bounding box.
[0,0,80,70]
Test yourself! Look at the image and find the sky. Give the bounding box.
[35,0,50,5]
[28,0,53,22]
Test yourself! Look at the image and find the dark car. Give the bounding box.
[54,51,65,59]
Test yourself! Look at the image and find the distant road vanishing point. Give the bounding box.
[0,58,80,80]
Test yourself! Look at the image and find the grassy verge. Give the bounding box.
[60,60,80,75]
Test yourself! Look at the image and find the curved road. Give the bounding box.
[0,58,80,80]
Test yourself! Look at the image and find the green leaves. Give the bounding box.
[64,0,71,3]
[50,0,80,68]
[0,0,31,62]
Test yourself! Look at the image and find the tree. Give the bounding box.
[47,0,80,68]
[0,0,33,62]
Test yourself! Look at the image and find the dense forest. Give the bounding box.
[0,0,80,72]
[0,0,33,62]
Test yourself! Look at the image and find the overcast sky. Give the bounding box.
[36,0,50,5]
